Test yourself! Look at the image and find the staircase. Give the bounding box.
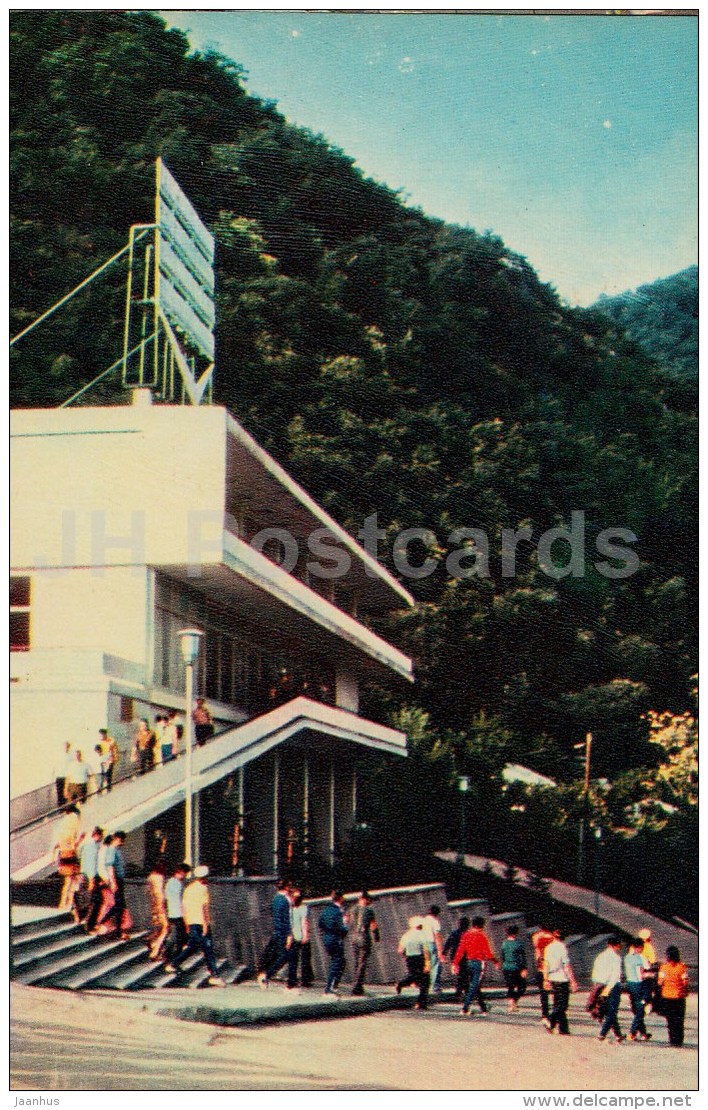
[11,911,247,991]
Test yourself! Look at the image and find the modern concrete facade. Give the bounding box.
[10,393,414,878]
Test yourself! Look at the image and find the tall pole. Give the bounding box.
[184,656,194,866]
[178,628,203,869]
[577,731,592,885]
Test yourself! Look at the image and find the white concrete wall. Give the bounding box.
[10,687,109,798]
[11,403,227,570]
[29,567,150,662]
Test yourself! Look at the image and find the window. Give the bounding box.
[10,576,31,651]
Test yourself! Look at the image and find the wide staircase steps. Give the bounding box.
[11,909,244,992]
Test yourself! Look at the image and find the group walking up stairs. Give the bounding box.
[11,911,247,991]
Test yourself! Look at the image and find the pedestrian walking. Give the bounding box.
[501,925,528,1012]
[286,888,309,992]
[543,929,578,1035]
[53,742,72,808]
[161,713,178,763]
[350,890,380,996]
[593,936,626,1043]
[638,927,659,1010]
[444,916,470,1002]
[257,879,293,988]
[53,804,84,910]
[65,749,89,803]
[163,862,190,964]
[318,890,349,997]
[192,697,214,747]
[132,719,155,775]
[532,925,555,1023]
[164,865,225,986]
[396,916,430,1010]
[78,826,104,931]
[658,946,689,1047]
[87,744,105,797]
[422,904,446,993]
[452,916,498,1016]
[625,937,652,1041]
[146,859,169,960]
[99,729,118,792]
[100,830,130,939]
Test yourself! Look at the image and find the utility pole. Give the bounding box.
[575,731,592,885]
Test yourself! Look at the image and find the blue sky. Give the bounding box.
[160,11,697,306]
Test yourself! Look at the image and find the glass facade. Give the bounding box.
[153,573,335,716]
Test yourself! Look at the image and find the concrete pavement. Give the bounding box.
[11,982,697,1091]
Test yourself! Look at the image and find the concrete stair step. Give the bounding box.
[56,938,156,990]
[11,913,75,944]
[14,932,148,987]
[13,926,105,969]
[91,950,172,991]
[223,963,248,985]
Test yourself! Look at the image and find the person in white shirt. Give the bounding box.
[285,888,309,992]
[422,905,446,993]
[543,929,578,1034]
[163,865,224,986]
[592,936,626,1043]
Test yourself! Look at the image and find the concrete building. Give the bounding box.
[10,392,414,879]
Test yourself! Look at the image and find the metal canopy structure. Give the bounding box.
[11,159,216,407]
[122,159,216,404]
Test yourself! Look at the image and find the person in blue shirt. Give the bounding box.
[318,890,349,997]
[625,937,652,1041]
[500,925,528,1013]
[257,880,293,988]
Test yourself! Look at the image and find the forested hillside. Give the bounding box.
[595,267,698,380]
[10,11,698,915]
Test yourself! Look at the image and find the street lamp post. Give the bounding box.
[575,731,592,884]
[178,627,204,867]
[593,825,603,922]
[457,774,471,868]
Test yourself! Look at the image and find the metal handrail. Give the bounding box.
[10,724,232,838]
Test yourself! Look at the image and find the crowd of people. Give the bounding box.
[50,803,692,1048]
[51,702,214,814]
[256,883,381,997]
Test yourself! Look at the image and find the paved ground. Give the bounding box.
[11,983,697,1091]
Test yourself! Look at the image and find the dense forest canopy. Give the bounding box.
[10,11,698,914]
[594,266,698,381]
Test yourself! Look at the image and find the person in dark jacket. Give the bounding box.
[444,916,470,1002]
[257,879,292,989]
[350,890,380,996]
[318,890,348,997]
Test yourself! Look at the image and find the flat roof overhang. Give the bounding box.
[11,697,406,880]
[161,528,414,685]
[225,413,415,614]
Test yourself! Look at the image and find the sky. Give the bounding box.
[159,10,697,306]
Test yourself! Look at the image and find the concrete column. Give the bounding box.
[329,760,336,866]
[273,750,280,875]
[237,764,245,876]
[193,790,200,866]
[335,670,359,714]
[303,757,310,871]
